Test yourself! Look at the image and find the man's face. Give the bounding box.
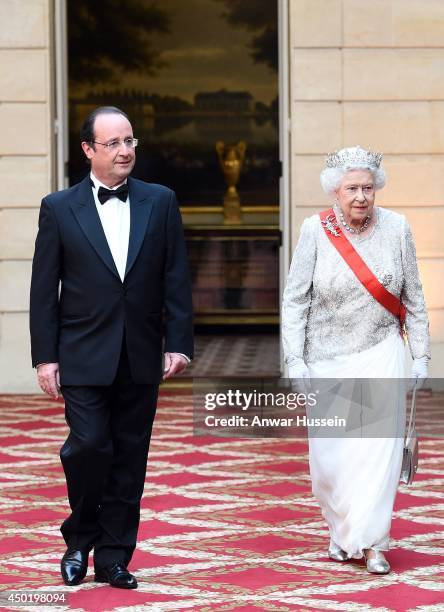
[81,113,136,187]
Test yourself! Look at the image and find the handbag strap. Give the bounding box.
[406,384,417,442]
[319,209,406,328]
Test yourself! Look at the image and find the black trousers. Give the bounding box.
[60,341,158,568]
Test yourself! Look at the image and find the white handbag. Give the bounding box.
[400,384,419,485]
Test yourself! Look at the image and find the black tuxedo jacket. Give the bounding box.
[30,175,194,385]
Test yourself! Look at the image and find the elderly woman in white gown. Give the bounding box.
[282,146,430,574]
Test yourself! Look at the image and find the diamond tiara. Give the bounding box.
[325,146,383,170]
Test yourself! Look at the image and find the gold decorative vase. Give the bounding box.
[215,140,246,225]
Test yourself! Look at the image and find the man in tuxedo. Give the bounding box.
[30,106,193,589]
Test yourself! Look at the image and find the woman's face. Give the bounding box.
[335,169,375,227]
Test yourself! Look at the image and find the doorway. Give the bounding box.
[55,0,290,376]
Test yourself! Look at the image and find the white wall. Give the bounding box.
[0,0,53,392]
[289,0,444,377]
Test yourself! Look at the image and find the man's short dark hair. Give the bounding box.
[80,106,130,145]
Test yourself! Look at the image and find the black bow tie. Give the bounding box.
[97,184,129,205]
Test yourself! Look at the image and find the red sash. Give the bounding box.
[319,208,406,334]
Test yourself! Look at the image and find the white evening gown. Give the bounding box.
[282,209,430,559]
[307,332,405,559]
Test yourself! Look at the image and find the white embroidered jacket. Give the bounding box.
[282,207,430,365]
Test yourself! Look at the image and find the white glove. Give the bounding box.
[411,356,428,390]
[288,358,311,394]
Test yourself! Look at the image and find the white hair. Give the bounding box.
[320,147,387,195]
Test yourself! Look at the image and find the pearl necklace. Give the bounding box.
[337,207,372,234]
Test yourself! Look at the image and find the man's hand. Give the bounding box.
[37,362,60,399]
[163,353,188,380]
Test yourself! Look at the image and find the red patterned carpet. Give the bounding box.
[0,389,443,611]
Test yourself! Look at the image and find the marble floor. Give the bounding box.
[183,333,280,378]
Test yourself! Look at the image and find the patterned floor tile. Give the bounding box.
[0,391,443,611]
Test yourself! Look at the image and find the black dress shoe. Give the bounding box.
[61,548,89,586]
[94,563,138,589]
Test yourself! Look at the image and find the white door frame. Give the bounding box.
[278,0,291,375]
[54,0,69,190]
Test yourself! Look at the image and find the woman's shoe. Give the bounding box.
[328,547,348,561]
[364,549,390,574]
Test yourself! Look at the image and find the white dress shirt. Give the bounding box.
[90,172,130,281]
